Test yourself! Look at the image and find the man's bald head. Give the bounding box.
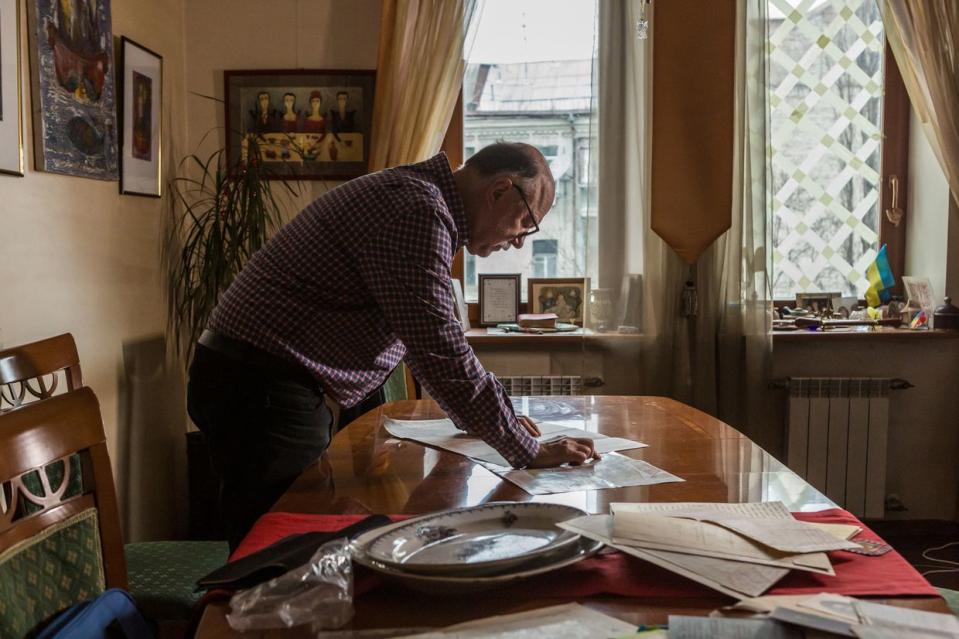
[454,143,556,257]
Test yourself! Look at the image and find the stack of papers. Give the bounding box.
[382,417,684,495]
[721,593,959,638]
[398,603,637,638]
[558,502,860,599]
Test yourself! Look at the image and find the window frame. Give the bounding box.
[773,42,910,307]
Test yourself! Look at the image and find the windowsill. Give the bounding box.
[465,327,644,346]
[773,327,959,341]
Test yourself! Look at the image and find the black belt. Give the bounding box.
[198,329,322,390]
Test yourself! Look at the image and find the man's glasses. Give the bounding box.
[513,183,540,238]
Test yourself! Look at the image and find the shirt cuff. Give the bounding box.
[505,428,541,468]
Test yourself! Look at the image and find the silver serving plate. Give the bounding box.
[363,502,585,575]
[351,517,602,594]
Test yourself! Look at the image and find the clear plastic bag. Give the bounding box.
[226,538,354,631]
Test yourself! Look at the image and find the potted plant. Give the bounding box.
[163,136,298,358]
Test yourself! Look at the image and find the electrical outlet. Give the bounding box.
[884,493,908,512]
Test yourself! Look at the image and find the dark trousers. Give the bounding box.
[187,343,333,551]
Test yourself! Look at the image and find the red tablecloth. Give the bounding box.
[228,508,938,599]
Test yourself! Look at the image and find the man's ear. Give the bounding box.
[489,176,512,201]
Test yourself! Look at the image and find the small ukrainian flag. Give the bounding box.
[865,244,895,307]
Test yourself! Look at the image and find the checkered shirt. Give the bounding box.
[209,153,539,467]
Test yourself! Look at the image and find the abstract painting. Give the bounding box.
[119,37,161,196]
[224,69,375,180]
[27,0,117,179]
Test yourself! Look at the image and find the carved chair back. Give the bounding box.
[0,388,127,589]
[0,333,83,411]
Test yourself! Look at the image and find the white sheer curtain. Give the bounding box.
[882,0,959,204]
[595,0,688,399]
[593,0,774,447]
[370,0,480,170]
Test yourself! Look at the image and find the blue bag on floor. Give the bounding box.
[34,588,154,639]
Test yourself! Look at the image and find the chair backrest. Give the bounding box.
[0,333,83,410]
[0,388,126,589]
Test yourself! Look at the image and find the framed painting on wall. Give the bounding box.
[119,37,161,197]
[26,0,118,179]
[224,69,375,180]
[0,0,24,176]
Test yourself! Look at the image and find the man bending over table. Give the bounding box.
[187,143,599,549]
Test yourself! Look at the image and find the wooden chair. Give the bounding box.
[0,336,229,632]
[0,388,127,636]
[0,333,82,410]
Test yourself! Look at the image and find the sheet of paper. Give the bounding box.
[668,615,803,639]
[383,418,647,468]
[853,599,959,635]
[610,501,858,554]
[480,452,683,496]
[853,627,957,639]
[558,515,787,598]
[611,501,793,520]
[810,522,862,540]
[397,603,636,638]
[611,512,833,575]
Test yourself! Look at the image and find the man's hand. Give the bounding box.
[527,436,600,468]
[517,415,541,437]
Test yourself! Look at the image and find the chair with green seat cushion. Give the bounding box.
[0,390,127,636]
[939,588,959,617]
[382,362,410,403]
[126,540,229,621]
[0,508,106,638]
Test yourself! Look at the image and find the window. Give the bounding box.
[768,0,906,299]
[461,0,598,302]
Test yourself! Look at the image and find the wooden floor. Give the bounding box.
[868,520,959,591]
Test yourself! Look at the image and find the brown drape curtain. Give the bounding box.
[369,0,477,170]
[882,0,959,203]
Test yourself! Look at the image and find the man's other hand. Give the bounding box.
[527,436,600,468]
[517,415,541,437]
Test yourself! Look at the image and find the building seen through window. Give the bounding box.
[463,0,597,302]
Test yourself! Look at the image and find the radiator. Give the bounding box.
[498,375,583,396]
[786,378,891,518]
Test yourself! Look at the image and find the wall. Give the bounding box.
[905,107,950,300]
[0,0,189,539]
[184,0,381,215]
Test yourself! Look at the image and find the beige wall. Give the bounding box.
[184,0,381,213]
[0,0,188,538]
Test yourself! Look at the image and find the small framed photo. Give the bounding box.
[795,291,841,314]
[478,274,521,327]
[902,276,935,311]
[528,278,590,325]
[451,278,470,331]
[0,0,24,176]
[224,69,375,180]
[119,37,162,197]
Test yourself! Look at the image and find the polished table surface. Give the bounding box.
[197,396,948,637]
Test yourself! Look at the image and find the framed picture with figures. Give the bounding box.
[224,69,375,180]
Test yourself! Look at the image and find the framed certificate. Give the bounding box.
[478,274,521,327]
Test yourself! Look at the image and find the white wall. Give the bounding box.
[905,107,950,301]
[0,0,188,538]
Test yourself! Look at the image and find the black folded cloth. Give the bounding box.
[195,514,392,592]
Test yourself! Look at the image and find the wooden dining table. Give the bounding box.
[196,396,949,637]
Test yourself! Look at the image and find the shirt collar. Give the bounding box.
[426,152,470,249]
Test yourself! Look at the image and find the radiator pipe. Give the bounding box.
[771,378,913,390]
